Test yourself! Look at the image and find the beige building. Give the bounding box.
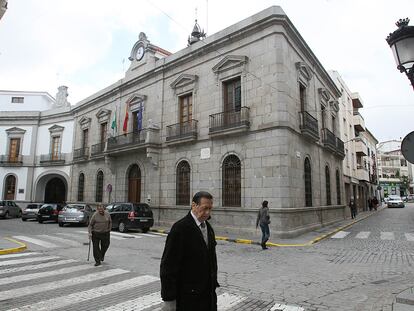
[68,6,346,238]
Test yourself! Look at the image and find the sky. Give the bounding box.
[0,0,413,142]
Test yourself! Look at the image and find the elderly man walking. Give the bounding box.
[88,205,112,266]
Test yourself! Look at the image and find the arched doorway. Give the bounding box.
[44,177,66,203]
[4,175,16,200]
[222,155,241,207]
[128,164,141,203]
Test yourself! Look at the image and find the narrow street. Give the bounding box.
[1,204,414,310]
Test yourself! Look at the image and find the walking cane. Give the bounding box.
[87,236,91,261]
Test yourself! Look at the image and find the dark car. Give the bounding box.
[22,203,43,221]
[37,204,64,223]
[106,202,154,233]
[0,200,22,219]
[58,204,95,227]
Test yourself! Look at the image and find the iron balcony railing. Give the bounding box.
[336,137,345,158]
[107,130,146,150]
[299,111,319,140]
[73,147,89,160]
[209,107,250,133]
[0,154,23,164]
[91,142,106,156]
[40,153,65,163]
[166,120,198,141]
[322,128,336,151]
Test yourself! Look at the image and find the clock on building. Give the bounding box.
[136,46,145,61]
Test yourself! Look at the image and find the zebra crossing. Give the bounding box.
[330,230,414,241]
[11,230,164,250]
[0,251,304,311]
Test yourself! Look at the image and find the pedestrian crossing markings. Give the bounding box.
[331,231,414,240]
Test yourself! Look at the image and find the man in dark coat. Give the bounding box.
[160,191,219,311]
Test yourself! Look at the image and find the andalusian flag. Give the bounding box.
[111,110,117,136]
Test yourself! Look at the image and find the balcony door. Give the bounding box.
[179,94,192,135]
[8,138,20,162]
[223,78,241,126]
[128,164,141,203]
[51,136,61,160]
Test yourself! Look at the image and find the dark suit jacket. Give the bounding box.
[160,212,219,311]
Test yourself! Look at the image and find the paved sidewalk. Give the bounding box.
[0,237,27,255]
[152,206,386,247]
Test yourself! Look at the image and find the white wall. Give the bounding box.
[0,167,28,201]
[0,92,54,111]
[35,121,74,155]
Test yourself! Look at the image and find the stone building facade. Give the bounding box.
[0,87,73,206]
[69,6,346,237]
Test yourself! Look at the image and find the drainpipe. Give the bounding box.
[157,64,166,226]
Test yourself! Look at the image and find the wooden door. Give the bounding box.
[128,165,141,203]
[5,175,16,200]
[9,138,20,162]
[51,136,60,160]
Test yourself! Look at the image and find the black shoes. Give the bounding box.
[261,242,268,250]
[94,261,101,266]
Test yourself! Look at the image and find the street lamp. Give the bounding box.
[386,18,414,89]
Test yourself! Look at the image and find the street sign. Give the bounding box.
[401,131,414,164]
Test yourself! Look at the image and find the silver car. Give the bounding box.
[22,203,43,221]
[0,200,22,219]
[58,204,94,227]
[387,195,405,208]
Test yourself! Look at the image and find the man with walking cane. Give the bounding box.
[88,204,112,266]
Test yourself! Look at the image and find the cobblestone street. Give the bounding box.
[1,204,414,310]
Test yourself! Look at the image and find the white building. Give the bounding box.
[0,87,74,206]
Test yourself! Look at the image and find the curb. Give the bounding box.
[152,207,384,248]
[0,238,27,255]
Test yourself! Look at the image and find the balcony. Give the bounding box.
[353,112,365,132]
[357,165,370,181]
[299,111,319,142]
[106,127,160,157]
[322,128,336,153]
[166,120,198,145]
[73,147,89,161]
[91,142,106,157]
[336,137,345,159]
[354,137,368,156]
[209,107,250,137]
[0,154,23,166]
[40,153,65,165]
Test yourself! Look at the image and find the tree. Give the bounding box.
[400,175,410,194]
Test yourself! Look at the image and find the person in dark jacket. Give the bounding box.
[256,200,270,250]
[349,197,357,219]
[160,191,219,311]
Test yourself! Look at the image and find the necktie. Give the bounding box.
[200,222,208,245]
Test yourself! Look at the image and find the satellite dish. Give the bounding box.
[401,131,414,164]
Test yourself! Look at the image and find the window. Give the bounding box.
[176,161,191,205]
[11,97,24,103]
[51,136,61,160]
[222,155,241,207]
[223,78,241,112]
[299,83,306,112]
[8,138,20,162]
[325,166,331,205]
[336,169,341,205]
[304,158,312,207]
[82,129,89,150]
[100,123,107,145]
[77,173,85,202]
[95,171,104,203]
[321,105,326,129]
[179,94,193,124]
[4,175,16,200]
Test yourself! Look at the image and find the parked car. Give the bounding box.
[106,202,154,233]
[37,204,64,223]
[0,201,22,219]
[58,204,95,227]
[387,195,405,208]
[407,194,414,202]
[22,203,44,221]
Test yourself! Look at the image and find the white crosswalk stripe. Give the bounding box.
[74,230,125,240]
[0,259,76,275]
[12,236,58,248]
[109,231,142,239]
[270,303,305,311]
[7,275,159,311]
[0,264,92,286]
[331,231,350,239]
[0,268,127,301]
[355,231,371,239]
[0,255,60,267]
[36,234,83,247]
[405,233,414,241]
[380,232,395,240]
[100,292,162,311]
[0,252,41,259]
[217,292,248,310]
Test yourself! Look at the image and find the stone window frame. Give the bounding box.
[170,74,198,124]
[212,55,248,113]
[175,159,191,206]
[336,169,341,205]
[3,174,18,200]
[325,165,331,206]
[48,125,64,156]
[77,172,85,202]
[95,170,104,203]
[296,62,313,112]
[96,108,111,125]
[304,157,312,207]
[222,154,242,207]
[78,117,91,149]
[5,127,26,156]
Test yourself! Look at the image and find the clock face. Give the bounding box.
[136,46,145,61]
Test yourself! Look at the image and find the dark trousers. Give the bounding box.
[351,208,357,219]
[92,231,110,263]
[260,223,270,244]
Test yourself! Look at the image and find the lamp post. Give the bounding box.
[386,18,414,89]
